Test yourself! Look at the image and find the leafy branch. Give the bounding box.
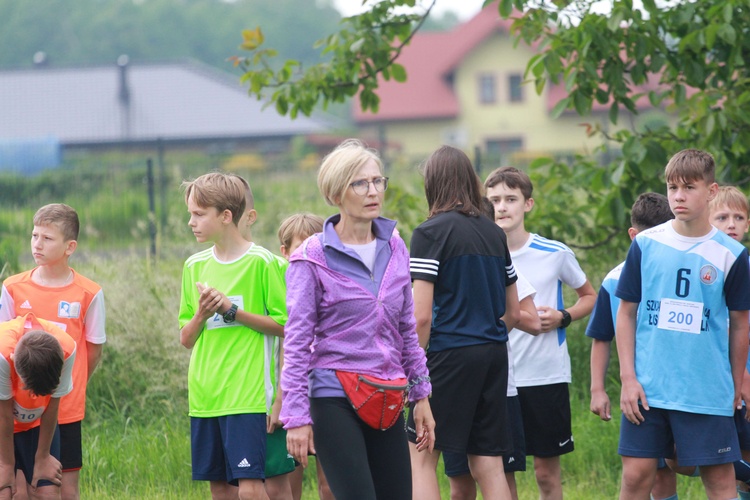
[230,0,436,118]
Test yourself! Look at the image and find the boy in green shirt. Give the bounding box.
[178,172,287,499]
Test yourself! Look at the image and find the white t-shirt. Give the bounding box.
[345,239,378,272]
[508,271,535,396]
[509,233,587,387]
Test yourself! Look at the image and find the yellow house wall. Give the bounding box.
[453,32,603,156]
[358,120,457,160]
[361,29,670,163]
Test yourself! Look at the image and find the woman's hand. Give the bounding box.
[286,425,316,467]
[412,398,435,453]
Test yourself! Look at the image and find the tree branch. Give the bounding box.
[568,227,622,251]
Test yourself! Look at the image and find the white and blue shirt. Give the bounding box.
[616,221,750,416]
[510,233,588,386]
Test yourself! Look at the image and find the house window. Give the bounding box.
[508,74,523,103]
[478,74,496,104]
[486,138,523,165]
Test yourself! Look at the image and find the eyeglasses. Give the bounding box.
[349,177,389,196]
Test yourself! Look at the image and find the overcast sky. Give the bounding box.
[332,0,487,21]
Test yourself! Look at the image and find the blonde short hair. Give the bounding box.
[228,173,254,210]
[317,139,383,206]
[33,204,79,241]
[277,213,324,249]
[182,172,247,226]
[710,185,749,216]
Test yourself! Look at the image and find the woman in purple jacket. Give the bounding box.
[281,139,434,499]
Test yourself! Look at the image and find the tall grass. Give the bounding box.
[68,254,712,499]
[1,160,713,498]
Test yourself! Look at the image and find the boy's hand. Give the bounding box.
[741,370,750,421]
[590,389,612,421]
[195,282,225,320]
[31,453,62,489]
[735,391,744,418]
[536,306,562,333]
[267,397,283,433]
[620,376,648,425]
[0,463,15,500]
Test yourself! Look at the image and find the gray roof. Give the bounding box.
[0,60,325,145]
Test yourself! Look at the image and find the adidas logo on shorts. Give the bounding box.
[238,458,252,468]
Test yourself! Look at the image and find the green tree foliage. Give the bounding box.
[0,0,341,70]
[233,0,428,118]
[507,0,750,248]
[237,0,750,256]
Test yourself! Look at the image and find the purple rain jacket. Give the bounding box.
[280,215,431,429]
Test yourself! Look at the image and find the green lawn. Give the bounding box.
[70,255,712,499]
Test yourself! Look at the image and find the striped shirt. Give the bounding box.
[410,210,517,352]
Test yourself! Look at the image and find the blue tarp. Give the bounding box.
[0,137,61,175]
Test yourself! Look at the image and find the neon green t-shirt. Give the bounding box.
[179,244,288,417]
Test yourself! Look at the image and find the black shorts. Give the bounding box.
[60,421,83,471]
[408,343,510,456]
[442,395,526,476]
[15,425,61,487]
[517,383,573,458]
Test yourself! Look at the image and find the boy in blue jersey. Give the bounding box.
[667,186,750,499]
[586,192,677,500]
[616,149,750,499]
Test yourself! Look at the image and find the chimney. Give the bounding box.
[117,55,131,139]
[117,54,130,106]
[33,51,48,68]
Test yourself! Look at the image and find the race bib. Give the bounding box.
[13,402,45,423]
[657,298,703,334]
[205,295,244,330]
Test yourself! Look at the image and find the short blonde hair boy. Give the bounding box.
[33,203,79,242]
[710,186,749,216]
[182,172,247,226]
[278,213,324,250]
[317,139,383,206]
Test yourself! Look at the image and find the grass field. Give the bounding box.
[0,162,713,498]
[67,253,713,499]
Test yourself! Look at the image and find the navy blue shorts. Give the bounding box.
[443,395,526,477]
[618,407,740,467]
[191,414,266,484]
[15,425,61,487]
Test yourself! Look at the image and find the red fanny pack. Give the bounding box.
[335,371,408,431]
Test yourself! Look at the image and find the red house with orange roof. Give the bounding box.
[353,4,670,167]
